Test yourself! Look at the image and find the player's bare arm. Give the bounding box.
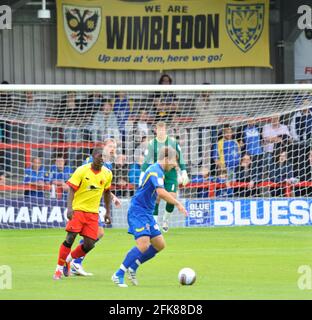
[66,186,75,220]
[156,187,188,216]
[111,191,121,208]
[103,189,112,224]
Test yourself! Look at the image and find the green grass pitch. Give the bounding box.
[1,226,312,300]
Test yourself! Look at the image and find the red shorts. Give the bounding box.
[66,211,99,240]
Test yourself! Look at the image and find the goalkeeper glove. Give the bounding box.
[181,170,190,186]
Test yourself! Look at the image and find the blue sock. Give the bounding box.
[116,247,144,277]
[74,238,99,264]
[129,245,158,271]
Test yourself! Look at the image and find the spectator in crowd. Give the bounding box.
[269,150,295,197]
[148,74,174,105]
[113,92,132,151]
[212,125,241,181]
[23,157,50,198]
[91,98,120,143]
[59,92,96,166]
[0,173,5,186]
[0,166,5,186]
[61,92,97,125]
[133,110,150,145]
[195,84,219,124]
[289,99,312,180]
[295,147,312,197]
[19,91,51,140]
[0,119,4,142]
[235,154,257,197]
[49,156,73,199]
[112,154,129,197]
[158,74,173,85]
[134,136,148,164]
[191,167,211,183]
[195,83,220,170]
[290,95,312,143]
[128,154,144,189]
[191,167,213,198]
[240,119,265,181]
[148,74,177,124]
[262,115,291,163]
[215,169,234,198]
[153,95,178,123]
[18,91,53,166]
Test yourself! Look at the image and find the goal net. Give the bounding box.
[1,84,312,229]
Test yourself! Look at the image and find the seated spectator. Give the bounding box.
[212,125,241,181]
[112,154,129,197]
[235,154,257,197]
[128,155,144,188]
[191,167,211,183]
[269,150,295,197]
[23,157,50,198]
[50,156,73,199]
[215,169,234,198]
[191,167,213,198]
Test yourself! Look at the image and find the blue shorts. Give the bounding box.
[127,207,162,240]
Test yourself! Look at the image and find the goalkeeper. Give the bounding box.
[140,121,189,232]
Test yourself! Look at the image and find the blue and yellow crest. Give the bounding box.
[226,3,265,53]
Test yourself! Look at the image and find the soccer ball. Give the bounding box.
[178,268,196,285]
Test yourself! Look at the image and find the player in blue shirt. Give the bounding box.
[70,138,121,276]
[112,147,188,287]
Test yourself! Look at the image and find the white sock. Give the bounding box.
[56,265,64,272]
[66,254,73,263]
[163,210,171,222]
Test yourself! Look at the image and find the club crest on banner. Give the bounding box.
[226,3,265,53]
[63,5,101,53]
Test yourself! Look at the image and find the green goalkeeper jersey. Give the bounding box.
[141,136,186,172]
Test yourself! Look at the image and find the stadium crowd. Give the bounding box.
[1,76,312,199]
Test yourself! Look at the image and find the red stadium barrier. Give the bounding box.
[0,181,310,198]
[0,142,310,198]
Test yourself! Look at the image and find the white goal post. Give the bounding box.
[0,84,312,229]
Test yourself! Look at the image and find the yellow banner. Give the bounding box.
[56,0,271,70]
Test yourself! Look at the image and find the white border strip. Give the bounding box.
[0,84,312,92]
